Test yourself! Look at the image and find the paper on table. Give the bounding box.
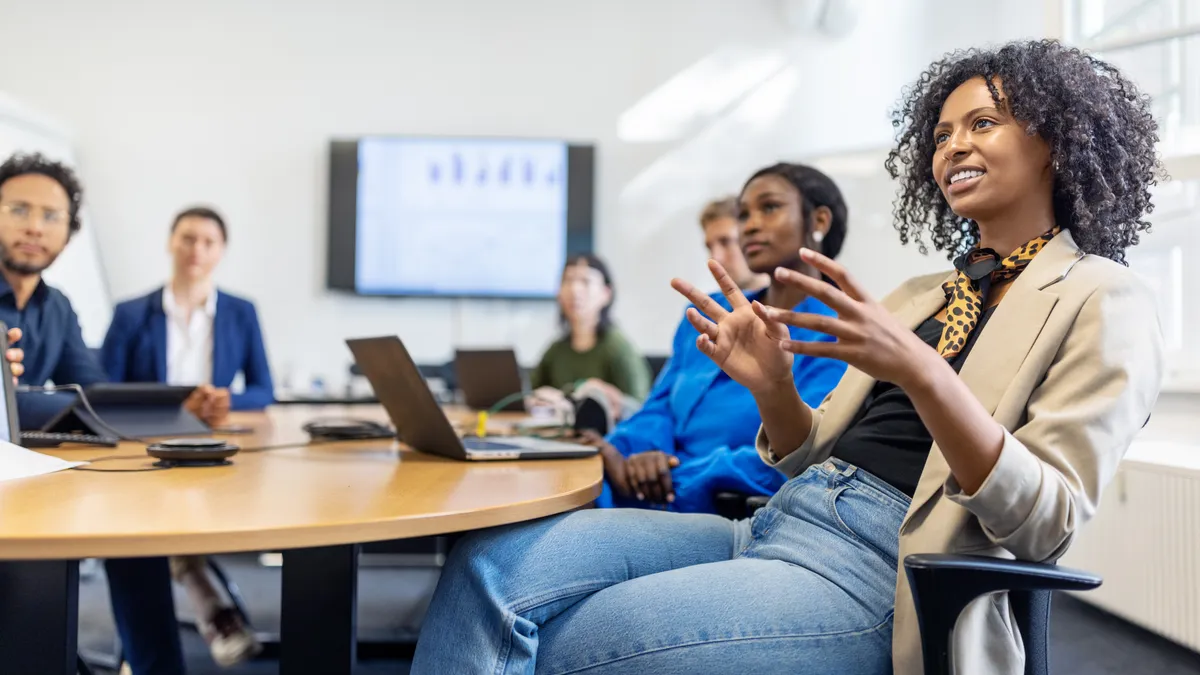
[0,439,85,483]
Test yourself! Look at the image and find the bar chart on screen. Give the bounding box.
[354,137,568,297]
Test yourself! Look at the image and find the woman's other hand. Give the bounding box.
[765,249,939,389]
[670,260,794,395]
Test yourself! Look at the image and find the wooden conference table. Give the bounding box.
[0,405,603,674]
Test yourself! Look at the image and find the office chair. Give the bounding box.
[905,553,1102,675]
[714,491,769,519]
[905,414,1142,672]
[717,498,1103,674]
[645,355,669,381]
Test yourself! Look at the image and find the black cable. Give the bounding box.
[66,437,389,471]
[73,466,169,473]
[17,384,145,443]
[66,441,330,473]
[15,386,386,468]
[69,454,169,473]
[239,437,396,453]
[238,440,317,453]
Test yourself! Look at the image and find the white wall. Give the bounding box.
[0,94,113,345]
[0,0,1047,392]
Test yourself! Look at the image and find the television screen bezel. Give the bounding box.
[327,134,595,300]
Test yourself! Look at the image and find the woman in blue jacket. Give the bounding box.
[100,206,269,669]
[588,163,848,514]
[102,206,273,419]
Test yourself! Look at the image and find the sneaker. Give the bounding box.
[198,607,262,667]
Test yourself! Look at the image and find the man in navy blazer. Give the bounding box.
[102,285,274,411]
[102,206,270,668]
[102,207,273,417]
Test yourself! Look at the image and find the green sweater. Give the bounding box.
[530,328,651,401]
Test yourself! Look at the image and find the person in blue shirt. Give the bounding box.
[101,206,269,668]
[584,163,849,514]
[0,153,188,674]
[0,157,108,421]
[102,206,273,424]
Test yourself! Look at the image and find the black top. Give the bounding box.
[830,306,997,496]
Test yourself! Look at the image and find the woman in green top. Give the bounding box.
[529,254,651,419]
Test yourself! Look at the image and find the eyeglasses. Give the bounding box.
[0,202,69,228]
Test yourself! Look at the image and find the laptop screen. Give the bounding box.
[0,329,19,443]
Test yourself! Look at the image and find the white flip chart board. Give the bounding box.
[0,92,112,346]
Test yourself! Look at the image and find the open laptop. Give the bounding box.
[454,349,526,412]
[346,336,595,460]
[0,339,19,445]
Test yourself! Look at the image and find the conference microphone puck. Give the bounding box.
[146,438,240,467]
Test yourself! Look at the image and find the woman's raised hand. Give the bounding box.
[670,260,795,395]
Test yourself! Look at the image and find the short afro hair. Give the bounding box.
[0,153,85,234]
[885,39,1163,264]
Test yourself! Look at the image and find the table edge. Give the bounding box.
[0,481,602,560]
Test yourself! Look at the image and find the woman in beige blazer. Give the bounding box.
[411,41,1164,675]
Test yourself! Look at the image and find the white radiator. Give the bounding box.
[1060,441,1200,652]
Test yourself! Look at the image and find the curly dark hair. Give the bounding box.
[0,153,85,234]
[884,39,1163,264]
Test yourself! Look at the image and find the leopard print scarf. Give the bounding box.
[937,227,1060,359]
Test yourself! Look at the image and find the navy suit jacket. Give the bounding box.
[101,287,274,410]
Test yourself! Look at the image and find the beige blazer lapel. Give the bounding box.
[956,230,1084,417]
[903,231,1085,529]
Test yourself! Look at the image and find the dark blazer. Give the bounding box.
[101,287,274,410]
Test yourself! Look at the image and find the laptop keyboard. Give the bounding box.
[463,438,521,451]
[21,431,120,448]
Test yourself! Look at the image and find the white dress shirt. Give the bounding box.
[163,285,217,386]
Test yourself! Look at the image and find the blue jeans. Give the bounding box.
[105,557,185,675]
[412,459,908,674]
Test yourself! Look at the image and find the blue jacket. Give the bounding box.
[101,287,274,410]
[0,277,107,388]
[0,277,110,430]
[601,290,847,513]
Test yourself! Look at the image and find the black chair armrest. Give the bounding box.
[904,554,1101,675]
[713,492,772,520]
[745,495,770,512]
[905,553,1101,593]
[713,492,747,520]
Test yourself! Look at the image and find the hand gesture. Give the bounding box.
[5,327,23,383]
[670,260,794,395]
[764,249,939,388]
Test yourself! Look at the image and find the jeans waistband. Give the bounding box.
[814,458,912,509]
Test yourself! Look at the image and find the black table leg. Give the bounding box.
[280,544,360,675]
[0,559,79,675]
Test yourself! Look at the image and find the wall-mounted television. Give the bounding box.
[327,136,595,299]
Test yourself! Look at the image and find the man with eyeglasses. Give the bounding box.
[0,153,188,675]
[0,153,107,389]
